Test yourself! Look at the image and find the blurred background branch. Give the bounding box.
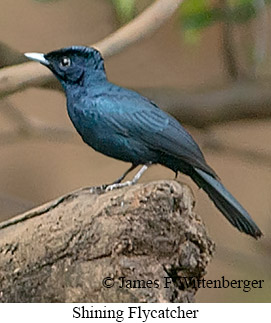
[0,0,271,178]
[0,0,184,98]
[0,0,271,157]
[0,0,271,302]
[1,0,271,131]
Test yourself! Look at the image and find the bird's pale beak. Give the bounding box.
[24,52,49,66]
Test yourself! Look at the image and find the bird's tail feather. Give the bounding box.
[191,167,262,239]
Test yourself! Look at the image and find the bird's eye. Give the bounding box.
[60,57,71,67]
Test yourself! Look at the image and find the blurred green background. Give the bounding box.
[0,0,270,302]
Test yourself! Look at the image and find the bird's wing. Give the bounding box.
[128,108,216,176]
[95,93,216,177]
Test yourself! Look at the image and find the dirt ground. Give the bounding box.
[0,0,270,302]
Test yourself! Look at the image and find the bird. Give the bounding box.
[25,46,262,239]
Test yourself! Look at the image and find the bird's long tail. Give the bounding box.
[190,167,262,239]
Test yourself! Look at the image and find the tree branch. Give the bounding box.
[0,42,27,68]
[0,0,184,99]
[0,180,214,302]
[203,137,271,169]
[1,1,271,130]
[220,0,240,80]
[1,80,271,148]
[138,80,271,128]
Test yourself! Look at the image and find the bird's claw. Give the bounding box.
[105,181,133,192]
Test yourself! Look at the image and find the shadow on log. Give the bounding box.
[0,180,214,302]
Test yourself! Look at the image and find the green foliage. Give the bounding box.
[179,0,269,42]
[180,0,216,31]
[34,0,63,2]
[111,0,136,24]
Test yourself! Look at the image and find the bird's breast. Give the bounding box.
[67,102,100,140]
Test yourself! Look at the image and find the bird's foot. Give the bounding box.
[105,181,133,192]
[104,164,151,192]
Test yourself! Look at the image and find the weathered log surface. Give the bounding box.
[0,180,214,303]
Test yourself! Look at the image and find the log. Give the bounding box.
[0,180,214,303]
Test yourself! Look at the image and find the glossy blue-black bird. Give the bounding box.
[25,46,262,239]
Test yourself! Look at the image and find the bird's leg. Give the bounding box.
[111,164,138,184]
[105,164,151,191]
[130,164,149,184]
[175,171,178,179]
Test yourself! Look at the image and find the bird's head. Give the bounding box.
[25,46,106,88]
